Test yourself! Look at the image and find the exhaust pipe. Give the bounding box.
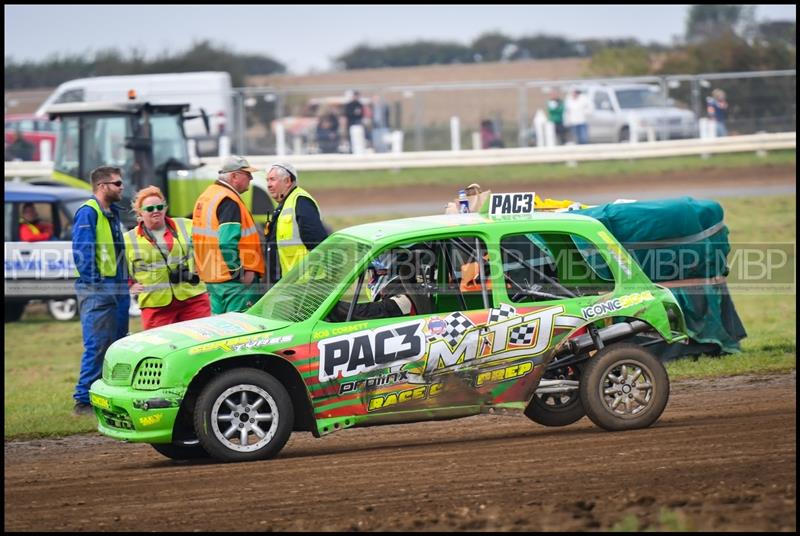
[568,320,651,355]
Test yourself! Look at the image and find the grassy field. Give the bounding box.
[298,150,795,190]
[3,193,795,440]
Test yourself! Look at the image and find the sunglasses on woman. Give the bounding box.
[141,203,166,213]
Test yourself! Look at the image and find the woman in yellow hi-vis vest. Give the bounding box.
[125,186,210,329]
[264,162,329,286]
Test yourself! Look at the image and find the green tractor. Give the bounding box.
[36,101,271,228]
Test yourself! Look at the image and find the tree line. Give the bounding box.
[4,40,286,89]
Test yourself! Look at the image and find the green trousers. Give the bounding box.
[207,280,263,315]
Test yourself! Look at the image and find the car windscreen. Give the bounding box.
[615,88,664,109]
[254,235,372,323]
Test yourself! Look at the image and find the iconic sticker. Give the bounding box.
[318,320,426,382]
[581,291,655,319]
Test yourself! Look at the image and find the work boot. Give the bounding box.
[73,402,94,417]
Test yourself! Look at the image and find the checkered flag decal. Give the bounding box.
[443,312,474,347]
[509,324,536,346]
[488,303,516,324]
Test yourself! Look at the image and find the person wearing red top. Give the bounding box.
[19,203,54,241]
[124,186,211,329]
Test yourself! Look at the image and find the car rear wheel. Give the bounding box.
[525,364,585,427]
[580,343,669,431]
[193,368,293,463]
[618,126,630,143]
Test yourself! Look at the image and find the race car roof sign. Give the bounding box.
[488,192,535,217]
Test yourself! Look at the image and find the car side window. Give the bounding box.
[594,91,612,111]
[500,232,615,303]
[326,236,492,322]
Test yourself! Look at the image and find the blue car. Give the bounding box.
[4,181,90,321]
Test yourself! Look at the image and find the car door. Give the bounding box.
[310,235,498,423]
[588,89,617,142]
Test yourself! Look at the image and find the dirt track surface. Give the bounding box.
[5,372,795,532]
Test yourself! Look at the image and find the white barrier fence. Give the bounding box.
[5,132,795,178]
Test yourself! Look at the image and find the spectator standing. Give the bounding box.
[370,94,391,153]
[344,90,365,153]
[316,107,340,154]
[480,119,504,149]
[7,130,35,161]
[546,89,567,145]
[192,156,265,314]
[72,166,130,416]
[707,88,729,137]
[125,186,211,329]
[564,88,591,144]
[264,162,328,286]
[19,202,54,241]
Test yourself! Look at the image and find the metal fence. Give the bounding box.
[232,69,795,156]
[5,69,796,157]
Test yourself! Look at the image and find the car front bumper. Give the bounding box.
[89,380,186,444]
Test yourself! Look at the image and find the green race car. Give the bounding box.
[90,198,688,463]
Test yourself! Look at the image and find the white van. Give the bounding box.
[35,72,234,155]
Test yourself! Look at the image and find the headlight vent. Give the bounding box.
[133,358,163,390]
[102,361,132,384]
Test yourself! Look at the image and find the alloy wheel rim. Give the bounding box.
[210,384,278,452]
[598,360,654,418]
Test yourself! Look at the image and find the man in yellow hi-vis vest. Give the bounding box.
[71,166,130,417]
[193,155,266,314]
[264,162,328,286]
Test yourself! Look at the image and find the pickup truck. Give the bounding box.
[574,83,698,143]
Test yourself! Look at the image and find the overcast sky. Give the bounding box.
[5,4,797,74]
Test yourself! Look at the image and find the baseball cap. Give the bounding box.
[270,162,298,182]
[219,155,258,174]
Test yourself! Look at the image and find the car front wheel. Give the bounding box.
[194,368,293,463]
[579,343,669,431]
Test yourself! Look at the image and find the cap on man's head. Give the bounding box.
[219,155,258,174]
[270,162,298,182]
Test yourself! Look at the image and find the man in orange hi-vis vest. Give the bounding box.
[192,155,265,314]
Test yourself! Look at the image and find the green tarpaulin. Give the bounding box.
[576,197,747,360]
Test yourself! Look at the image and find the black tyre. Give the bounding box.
[193,368,293,463]
[618,126,630,143]
[151,442,209,460]
[5,302,27,322]
[524,364,585,427]
[579,343,669,431]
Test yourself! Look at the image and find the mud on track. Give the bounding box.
[4,372,796,532]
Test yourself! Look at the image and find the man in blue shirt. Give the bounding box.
[72,166,130,416]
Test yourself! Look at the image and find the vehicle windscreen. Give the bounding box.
[615,88,664,109]
[254,235,372,322]
[150,113,189,167]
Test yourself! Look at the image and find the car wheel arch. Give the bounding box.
[182,354,317,436]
